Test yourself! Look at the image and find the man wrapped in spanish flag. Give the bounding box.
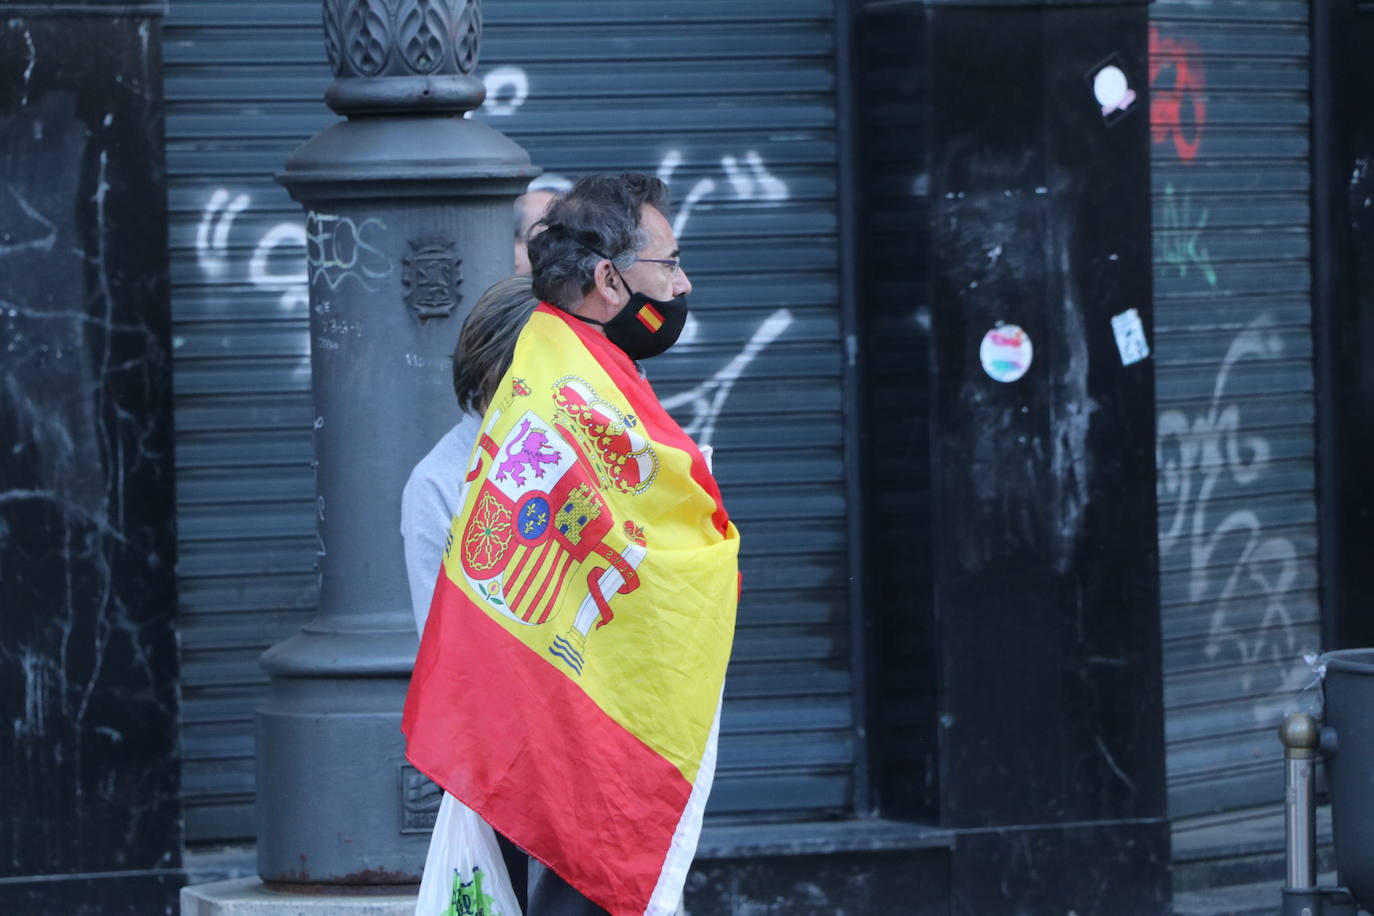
[404,174,740,916]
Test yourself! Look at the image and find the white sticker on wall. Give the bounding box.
[1094,66,1135,116]
[1086,54,1138,125]
[979,323,1033,383]
[1111,308,1151,365]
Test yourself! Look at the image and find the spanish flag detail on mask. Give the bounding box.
[635,302,665,333]
[403,304,740,916]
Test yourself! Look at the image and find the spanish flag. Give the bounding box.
[403,304,740,916]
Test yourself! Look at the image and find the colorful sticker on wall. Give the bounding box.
[979,323,1033,383]
[1111,308,1151,366]
[1086,54,1137,125]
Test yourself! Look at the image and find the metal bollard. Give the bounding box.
[1278,712,1358,916]
[1282,712,1320,891]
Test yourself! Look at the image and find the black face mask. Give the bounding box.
[575,263,688,361]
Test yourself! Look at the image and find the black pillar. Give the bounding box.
[1313,0,1374,652]
[923,1,1170,912]
[0,4,181,913]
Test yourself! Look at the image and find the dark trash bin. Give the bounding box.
[1322,648,1374,909]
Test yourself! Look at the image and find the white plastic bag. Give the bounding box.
[415,792,523,916]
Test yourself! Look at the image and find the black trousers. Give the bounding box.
[495,830,611,916]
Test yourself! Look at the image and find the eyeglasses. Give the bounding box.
[636,257,682,274]
[568,234,683,276]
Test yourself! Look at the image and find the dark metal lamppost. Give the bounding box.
[256,0,536,887]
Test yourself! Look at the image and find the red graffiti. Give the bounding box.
[1149,26,1207,163]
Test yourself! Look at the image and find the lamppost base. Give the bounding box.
[256,670,433,884]
[182,877,416,915]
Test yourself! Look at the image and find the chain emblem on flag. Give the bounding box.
[463,492,514,572]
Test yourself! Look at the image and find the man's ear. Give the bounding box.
[593,260,620,304]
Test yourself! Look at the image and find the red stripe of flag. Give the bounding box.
[635,303,664,332]
[532,553,575,625]
[507,543,537,592]
[404,573,692,916]
[512,540,554,620]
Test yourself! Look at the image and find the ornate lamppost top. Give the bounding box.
[322,0,485,115]
[282,0,530,196]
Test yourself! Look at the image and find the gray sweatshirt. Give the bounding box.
[399,413,481,636]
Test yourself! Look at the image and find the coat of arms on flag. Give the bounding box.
[455,381,656,675]
[405,305,740,916]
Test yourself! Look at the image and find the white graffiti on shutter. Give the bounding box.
[1156,317,1315,720]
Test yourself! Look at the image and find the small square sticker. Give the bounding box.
[1111,308,1150,366]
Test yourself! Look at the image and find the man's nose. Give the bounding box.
[674,267,693,298]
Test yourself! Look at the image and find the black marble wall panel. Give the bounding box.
[924,0,1170,911]
[0,6,181,908]
[856,2,940,822]
[686,848,950,916]
[948,822,1170,916]
[1315,0,1374,652]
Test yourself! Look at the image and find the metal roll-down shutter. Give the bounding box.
[1149,0,1320,818]
[164,0,854,843]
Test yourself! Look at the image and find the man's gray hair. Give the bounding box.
[452,275,539,414]
[527,173,671,309]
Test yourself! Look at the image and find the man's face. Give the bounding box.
[619,204,692,305]
[578,204,693,326]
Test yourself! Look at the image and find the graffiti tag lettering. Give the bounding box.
[1158,183,1217,288]
[661,309,793,449]
[657,148,790,238]
[1157,318,1313,712]
[481,65,529,117]
[195,189,250,278]
[249,222,309,311]
[195,189,309,312]
[1149,26,1207,164]
[305,211,391,292]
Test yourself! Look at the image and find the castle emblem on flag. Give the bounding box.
[556,484,602,546]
